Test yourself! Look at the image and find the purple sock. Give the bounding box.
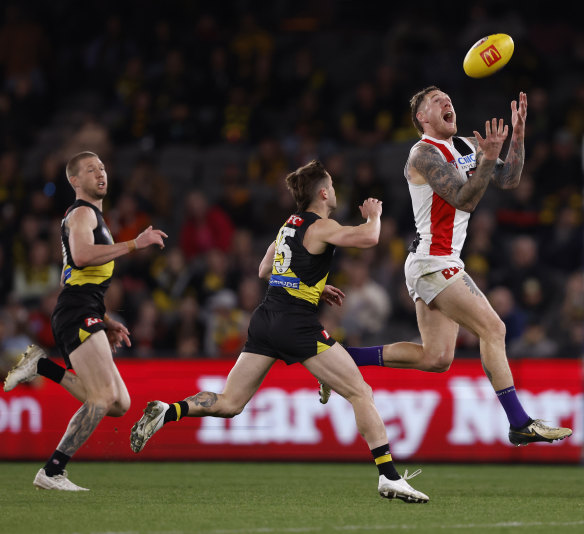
[345,346,384,367]
[496,386,530,429]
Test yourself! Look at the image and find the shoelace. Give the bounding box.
[402,468,422,481]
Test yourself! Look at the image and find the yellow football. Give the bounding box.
[463,33,514,78]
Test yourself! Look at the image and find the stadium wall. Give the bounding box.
[0,358,581,463]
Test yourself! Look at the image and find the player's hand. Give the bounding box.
[510,91,527,137]
[473,117,508,161]
[321,284,345,307]
[105,317,131,352]
[359,198,383,220]
[135,226,168,250]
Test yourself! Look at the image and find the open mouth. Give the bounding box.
[443,111,454,124]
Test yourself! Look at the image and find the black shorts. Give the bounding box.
[51,289,107,369]
[242,303,336,365]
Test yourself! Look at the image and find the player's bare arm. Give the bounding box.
[306,198,382,251]
[491,92,527,189]
[68,208,168,267]
[258,241,276,280]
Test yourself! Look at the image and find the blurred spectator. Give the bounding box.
[247,137,288,187]
[124,158,171,221]
[508,318,559,359]
[84,13,137,91]
[129,298,167,358]
[193,248,240,306]
[203,289,248,358]
[495,173,542,237]
[107,192,151,244]
[11,238,61,306]
[493,235,555,319]
[216,163,257,230]
[487,286,526,344]
[229,13,273,84]
[166,294,206,358]
[339,257,391,346]
[533,129,582,198]
[539,206,582,273]
[27,287,59,349]
[61,116,113,162]
[179,190,234,261]
[150,247,194,312]
[347,160,386,220]
[339,81,392,147]
[0,4,50,94]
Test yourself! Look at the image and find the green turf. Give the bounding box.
[1,462,583,534]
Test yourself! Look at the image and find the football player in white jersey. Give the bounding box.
[320,87,572,447]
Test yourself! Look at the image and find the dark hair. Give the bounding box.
[410,86,441,135]
[66,151,99,179]
[285,160,329,212]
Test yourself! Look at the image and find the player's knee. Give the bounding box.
[425,347,455,373]
[108,397,131,417]
[488,318,506,343]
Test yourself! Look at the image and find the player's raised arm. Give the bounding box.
[490,92,527,189]
[308,198,382,249]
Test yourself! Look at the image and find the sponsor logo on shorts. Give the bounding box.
[441,267,460,280]
[85,317,103,327]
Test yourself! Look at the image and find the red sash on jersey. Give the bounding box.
[421,138,457,256]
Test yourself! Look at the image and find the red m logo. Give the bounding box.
[480,45,502,67]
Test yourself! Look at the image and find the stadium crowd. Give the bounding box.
[0,1,582,371]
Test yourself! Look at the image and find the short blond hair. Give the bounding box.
[410,86,441,136]
[65,151,99,180]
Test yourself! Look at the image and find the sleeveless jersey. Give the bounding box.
[405,135,476,258]
[266,212,335,309]
[60,199,115,295]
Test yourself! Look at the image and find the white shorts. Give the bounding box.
[404,253,466,304]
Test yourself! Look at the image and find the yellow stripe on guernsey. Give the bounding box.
[64,261,114,286]
[274,268,328,306]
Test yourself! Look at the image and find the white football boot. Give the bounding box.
[378,469,429,503]
[33,469,89,491]
[130,400,169,453]
[4,345,47,392]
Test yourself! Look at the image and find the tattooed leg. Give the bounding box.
[462,274,483,297]
[57,402,107,456]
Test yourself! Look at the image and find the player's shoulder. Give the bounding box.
[66,203,98,227]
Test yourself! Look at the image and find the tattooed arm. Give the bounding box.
[408,140,498,213]
[471,92,527,190]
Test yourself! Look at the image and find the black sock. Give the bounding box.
[37,358,66,384]
[44,450,71,477]
[163,401,189,424]
[371,444,400,481]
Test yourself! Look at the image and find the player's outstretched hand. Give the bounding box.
[135,226,168,250]
[510,91,527,136]
[473,117,508,161]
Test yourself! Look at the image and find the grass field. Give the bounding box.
[2,462,583,534]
